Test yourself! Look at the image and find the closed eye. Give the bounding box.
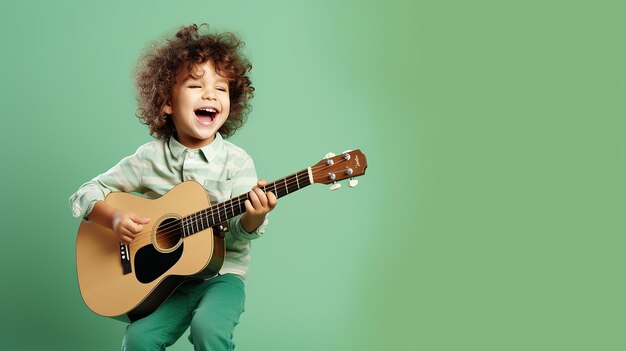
[216,87,228,92]
[188,85,202,88]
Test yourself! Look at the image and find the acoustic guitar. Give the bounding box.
[75,150,367,322]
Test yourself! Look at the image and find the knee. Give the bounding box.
[122,323,162,351]
[189,318,235,350]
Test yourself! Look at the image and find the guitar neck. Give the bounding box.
[180,168,312,236]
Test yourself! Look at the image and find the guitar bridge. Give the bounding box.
[119,243,132,275]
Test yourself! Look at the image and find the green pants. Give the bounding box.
[122,274,246,351]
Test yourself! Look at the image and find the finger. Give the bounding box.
[128,218,146,234]
[120,235,133,244]
[117,231,132,245]
[122,219,141,234]
[244,199,255,213]
[132,224,144,234]
[121,226,136,238]
[267,191,277,208]
[137,217,151,224]
[248,190,260,208]
[257,179,268,187]
[253,188,268,207]
[131,213,151,224]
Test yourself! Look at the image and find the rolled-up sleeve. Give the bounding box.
[69,182,110,219]
[69,147,145,220]
[227,156,268,240]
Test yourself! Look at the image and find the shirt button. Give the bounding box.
[188,152,195,158]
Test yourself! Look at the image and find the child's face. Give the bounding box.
[163,61,230,149]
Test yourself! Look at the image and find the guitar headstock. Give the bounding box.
[310,149,368,189]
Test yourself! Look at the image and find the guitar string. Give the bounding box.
[127,169,308,241]
[132,157,353,240]
[127,159,354,248]
[127,170,312,248]
[127,171,310,248]
[127,158,357,248]
[142,157,356,239]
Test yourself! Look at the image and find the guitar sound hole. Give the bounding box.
[155,217,182,251]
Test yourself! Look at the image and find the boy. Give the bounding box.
[69,24,276,351]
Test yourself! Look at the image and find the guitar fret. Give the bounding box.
[221,202,226,223]
[197,212,202,233]
[183,217,191,236]
[179,168,318,238]
[198,213,202,232]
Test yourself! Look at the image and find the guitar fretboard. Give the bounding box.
[179,168,311,237]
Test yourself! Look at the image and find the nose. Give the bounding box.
[202,87,217,101]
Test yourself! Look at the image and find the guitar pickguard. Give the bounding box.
[134,243,184,284]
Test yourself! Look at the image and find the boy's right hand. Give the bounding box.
[112,211,151,244]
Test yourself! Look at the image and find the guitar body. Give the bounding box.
[76,181,224,322]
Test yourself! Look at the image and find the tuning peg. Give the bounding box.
[341,150,353,160]
[325,152,336,165]
[330,182,342,191]
[349,178,359,188]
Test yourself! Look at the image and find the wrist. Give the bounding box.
[241,212,266,233]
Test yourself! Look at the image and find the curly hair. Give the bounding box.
[134,24,254,139]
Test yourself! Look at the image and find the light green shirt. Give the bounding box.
[69,133,267,279]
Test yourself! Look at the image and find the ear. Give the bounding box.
[162,103,173,115]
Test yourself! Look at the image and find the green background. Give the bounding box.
[2,0,626,350]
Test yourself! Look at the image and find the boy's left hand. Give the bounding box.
[245,179,277,215]
[241,179,277,232]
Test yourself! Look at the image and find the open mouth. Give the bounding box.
[194,108,218,123]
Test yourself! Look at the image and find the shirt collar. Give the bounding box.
[168,133,225,163]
